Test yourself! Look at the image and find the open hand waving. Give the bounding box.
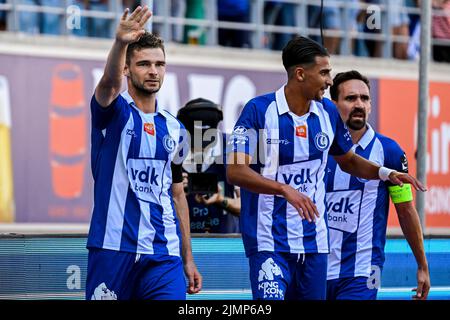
[116,6,152,44]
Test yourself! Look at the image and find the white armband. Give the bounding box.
[379,166,395,181]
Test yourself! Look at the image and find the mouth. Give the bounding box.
[145,80,159,84]
[350,114,365,120]
[349,109,366,121]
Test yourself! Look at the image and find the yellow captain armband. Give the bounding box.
[388,184,413,204]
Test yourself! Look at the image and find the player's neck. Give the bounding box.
[350,126,368,145]
[128,86,157,114]
[284,85,310,117]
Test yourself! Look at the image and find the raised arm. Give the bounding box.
[95,6,152,107]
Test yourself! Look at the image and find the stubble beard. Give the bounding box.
[130,74,161,95]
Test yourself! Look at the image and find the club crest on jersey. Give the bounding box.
[314,132,330,151]
[163,134,176,153]
[144,123,155,136]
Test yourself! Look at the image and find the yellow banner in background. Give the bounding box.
[0,76,14,222]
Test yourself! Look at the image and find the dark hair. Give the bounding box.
[126,32,165,65]
[282,36,329,74]
[330,70,371,101]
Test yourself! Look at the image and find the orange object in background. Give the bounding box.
[50,160,86,199]
[379,79,450,229]
[0,76,15,222]
[49,64,86,200]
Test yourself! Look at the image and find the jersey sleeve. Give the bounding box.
[226,100,260,159]
[382,137,409,175]
[90,94,124,130]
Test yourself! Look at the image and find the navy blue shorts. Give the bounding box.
[327,276,378,300]
[86,248,186,300]
[248,251,328,300]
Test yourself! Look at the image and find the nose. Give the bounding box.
[148,63,158,75]
[326,75,333,87]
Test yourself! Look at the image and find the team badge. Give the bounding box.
[314,132,330,151]
[163,134,176,153]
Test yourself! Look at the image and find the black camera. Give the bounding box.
[187,172,218,195]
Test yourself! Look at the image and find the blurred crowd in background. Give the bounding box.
[0,0,449,62]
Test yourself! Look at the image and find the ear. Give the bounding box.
[124,64,130,77]
[295,67,305,82]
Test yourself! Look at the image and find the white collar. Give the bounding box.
[355,124,376,150]
[120,90,165,118]
[275,85,320,116]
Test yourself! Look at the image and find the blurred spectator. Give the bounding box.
[19,0,40,34]
[88,0,111,38]
[407,0,421,60]
[71,0,111,38]
[308,0,359,55]
[432,0,450,62]
[152,0,188,43]
[363,0,410,59]
[172,0,186,43]
[177,98,241,234]
[40,0,62,35]
[122,0,140,11]
[0,0,6,31]
[184,0,206,45]
[217,0,251,48]
[264,0,296,51]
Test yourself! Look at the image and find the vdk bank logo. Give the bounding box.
[128,159,165,202]
[257,258,284,299]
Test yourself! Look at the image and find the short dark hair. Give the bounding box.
[282,36,329,74]
[126,32,165,65]
[330,70,371,101]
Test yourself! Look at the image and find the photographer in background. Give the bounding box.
[177,98,240,234]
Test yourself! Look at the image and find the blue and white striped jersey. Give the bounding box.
[229,86,353,257]
[325,125,408,280]
[87,91,188,256]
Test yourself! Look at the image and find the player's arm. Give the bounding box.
[223,186,241,216]
[393,199,430,300]
[226,152,319,222]
[333,150,426,191]
[194,185,241,216]
[95,6,152,107]
[171,163,202,294]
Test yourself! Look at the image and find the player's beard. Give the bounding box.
[130,72,161,95]
[346,107,367,131]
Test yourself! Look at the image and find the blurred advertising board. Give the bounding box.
[379,79,450,229]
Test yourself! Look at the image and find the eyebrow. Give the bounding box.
[136,60,166,65]
[344,94,370,99]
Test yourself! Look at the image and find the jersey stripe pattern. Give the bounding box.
[325,125,407,280]
[87,91,188,256]
[228,86,353,257]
